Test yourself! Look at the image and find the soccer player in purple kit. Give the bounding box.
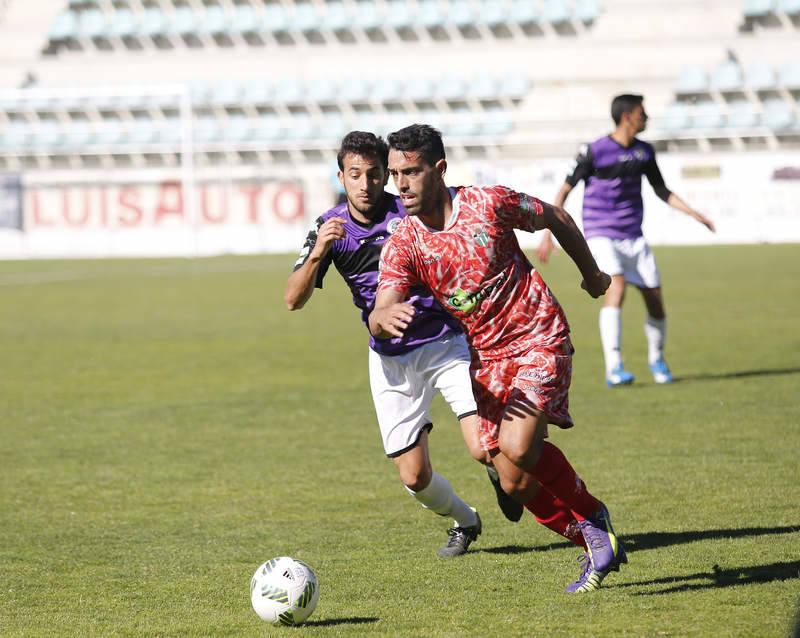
[537,94,716,387]
[285,131,524,558]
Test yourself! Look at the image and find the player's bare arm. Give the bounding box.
[653,185,716,233]
[536,201,611,298]
[536,183,574,264]
[368,288,415,339]
[284,216,347,310]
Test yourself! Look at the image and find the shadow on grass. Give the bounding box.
[479,525,800,556]
[302,617,379,627]
[674,366,800,383]
[617,560,800,594]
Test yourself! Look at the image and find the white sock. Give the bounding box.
[405,472,478,528]
[599,306,623,373]
[644,316,667,365]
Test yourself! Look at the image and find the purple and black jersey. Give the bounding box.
[293,193,462,356]
[565,135,665,240]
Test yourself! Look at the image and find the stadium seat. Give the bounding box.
[79,8,109,39]
[541,0,571,24]
[762,98,796,129]
[0,121,31,149]
[224,115,252,142]
[140,7,169,38]
[778,0,800,15]
[692,100,725,128]
[201,6,229,38]
[210,79,242,107]
[32,120,64,148]
[481,104,513,136]
[285,113,317,140]
[231,4,259,36]
[675,64,709,94]
[509,0,539,24]
[292,2,321,33]
[574,0,602,22]
[189,80,211,104]
[193,117,221,142]
[468,74,499,100]
[158,117,184,144]
[95,119,126,145]
[436,75,467,101]
[449,0,478,27]
[253,114,283,141]
[405,76,435,102]
[352,1,383,30]
[318,113,348,140]
[478,0,506,27]
[779,60,800,88]
[109,8,139,39]
[324,2,351,31]
[372,76,404,102]
[273,77,304,103]
[385,0,415,29]
[500,72,531,99]
[448,106,480,137]
[128,118,159,144]
[339,76,371,102]
[262,3,290,33]
[727,99,759,128]
[659,101,691,131]
[49,11,79,41]
[417,0,446,28]
[243,79,273,105]
[169,6,200,38]
[307,77,338,103]
[745,61,777,91]
[710,61,743,92]
[743,0,776,17]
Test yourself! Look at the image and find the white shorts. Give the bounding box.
[368,333,477,458]
[587,236,661,289]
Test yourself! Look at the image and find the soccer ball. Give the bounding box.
[250,556,319,626]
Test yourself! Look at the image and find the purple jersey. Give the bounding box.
[293,193,462,356]
[565,135,665,240]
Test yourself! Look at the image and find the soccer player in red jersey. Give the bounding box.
[369,124,627,592]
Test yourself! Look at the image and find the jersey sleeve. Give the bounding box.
[564,143,594,186]
[643,147,666,191]
[292,216,333,288]
[377,231,417,296]
[494,185,544,234]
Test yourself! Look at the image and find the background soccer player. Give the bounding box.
[370,124,627,592]
[285,131,521,558]
[537,93,716,387]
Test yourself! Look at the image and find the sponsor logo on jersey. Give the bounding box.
[473,228,489,247]
[445,273,507,314]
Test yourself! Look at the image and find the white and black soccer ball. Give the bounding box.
[250,556,319,626]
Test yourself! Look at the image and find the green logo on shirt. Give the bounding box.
[447,288,481,313]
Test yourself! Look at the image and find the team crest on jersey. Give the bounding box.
[473,228,489,247]
[387,217,402,234]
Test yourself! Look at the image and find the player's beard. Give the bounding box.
[347,191,384,220]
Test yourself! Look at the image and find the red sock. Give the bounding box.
[529,441,601,521]
[525,488,586,549]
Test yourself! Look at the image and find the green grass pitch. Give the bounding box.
[1,244,799,637]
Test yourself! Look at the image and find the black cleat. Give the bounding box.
[437,510,482,558]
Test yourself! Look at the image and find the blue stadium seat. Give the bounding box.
[762,98,796,129]
[49,11,79,41]
[193,117,221,142]
[324,2,351,31]
[478,0,505,27]
[253,114,283,141]
[285,113,317,140]
[727,99,759,128]
[109,8,138,38]
[743,0,776,17]
[95,119,126,145]
[128,118,158,144]
[293,2,321,32]
[692,100,725,128]
[500,72,531,99]
[307,77,338,103]
[140,7,169,38]
[339,76,371,102]
[273,77,304,103]
[211,79,242,107]
[201,6,229,37]
[778,0,800,15]
[79,8,109,39]
[385,0,415,29]
[710,61,743,92]
[32,120,64,148]
[262,3,290,33]
[224,115,252,142]
[660,101,691,131]
[318,113,348,140]
[449,0,477,27]
[675,64,709,94]
[372,76,404,102]
[436,75,467,101]
[574,0,602,22]
[0,121,31,149]
[468,74,499,100]
[231,4,259,35]
[779,60,800,89]
[417,106,446,133]
[190,80,211,104]
[745,61,777,91]
[541,0,571,24]
[169,6,200,38]
[405,76,435,102]
[417,0,446,28]
[159,118,183,144]
[481,104,513,136]
[352,1,383,30]
[243,79,273,105]
[449,106,480,137]
[509,0,539,24]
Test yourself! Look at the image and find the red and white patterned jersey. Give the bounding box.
[378,185,571,361]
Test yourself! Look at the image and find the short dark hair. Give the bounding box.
[611,94,644,125]
[387,124,446,166]
[337,131,389,170]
